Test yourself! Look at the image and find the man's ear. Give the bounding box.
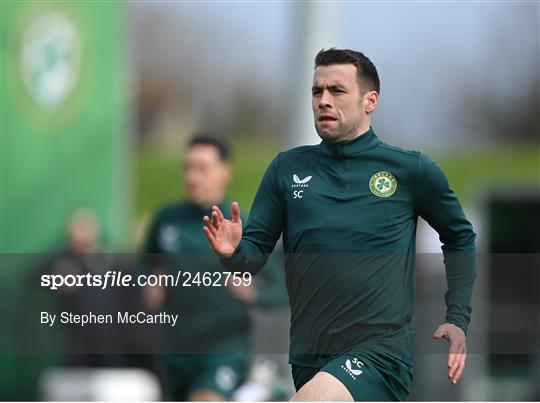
[365,91,379,114]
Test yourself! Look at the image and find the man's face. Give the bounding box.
[312,64,375,143]
[184,144,230,207]
[68,210,99,253]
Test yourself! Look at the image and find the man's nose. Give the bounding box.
[318,90,333,109]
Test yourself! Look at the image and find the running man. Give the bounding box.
[203,48,476,401]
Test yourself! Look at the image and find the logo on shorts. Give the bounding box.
[215,365,237,391]
[341,357,364,380]
[369,171,397,198]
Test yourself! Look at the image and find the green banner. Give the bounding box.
[1,2,130,399]
[1,1,131,255]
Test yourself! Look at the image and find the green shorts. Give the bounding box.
[292,350,412,401]
[164,354,248,400]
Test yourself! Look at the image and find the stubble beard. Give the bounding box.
[315,119,360,143]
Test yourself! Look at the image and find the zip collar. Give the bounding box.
[318,127,380,158]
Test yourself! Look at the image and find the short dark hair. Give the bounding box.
[314,48,380,94]
[187,133,231,162]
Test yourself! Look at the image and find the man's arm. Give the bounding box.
[227,211,287,307]
[414,152,477,385]
[251,242,288,308]
[204,155,285,275]
[227,247,287,308]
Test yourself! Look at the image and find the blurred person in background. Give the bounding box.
[203,48,477,401]
[43,208,120,367]
[142,134,287,401]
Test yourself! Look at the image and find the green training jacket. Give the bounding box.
[221,127,476,367]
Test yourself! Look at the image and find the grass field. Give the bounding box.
[135,141,539,221]
[434,144,540,202]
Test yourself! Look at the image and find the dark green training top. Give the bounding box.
[221,127,476,368]
[144,200,287,355]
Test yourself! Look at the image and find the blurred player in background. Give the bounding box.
[203,49,477,401]
[143,134,287,401]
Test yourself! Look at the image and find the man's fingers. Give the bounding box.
[448,348,463,377]
[203,215,211,227]
[451,353,467,384]
[231,202,241,223]
[434,324,468,384]
[203,216,218,238]
[449,354,460,377]
[455,354,467,383]
[448,352,457,370]
[433,325,446,339]
[449,343,466,378]
[213,205,224,222]
[202,226,217,247]
[449,359,459,383]
[448,338,463,368]
[211,211,220,229]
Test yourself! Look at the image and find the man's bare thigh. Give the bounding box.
[290,371,353,401]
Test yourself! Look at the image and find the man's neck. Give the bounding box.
[328,123,371,144]
[191,196,225,211]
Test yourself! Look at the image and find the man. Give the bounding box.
[47,209,108,364]
[143,134,286,401]
[203,49,476,401]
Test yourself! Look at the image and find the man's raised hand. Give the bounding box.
[203,202,242,259]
